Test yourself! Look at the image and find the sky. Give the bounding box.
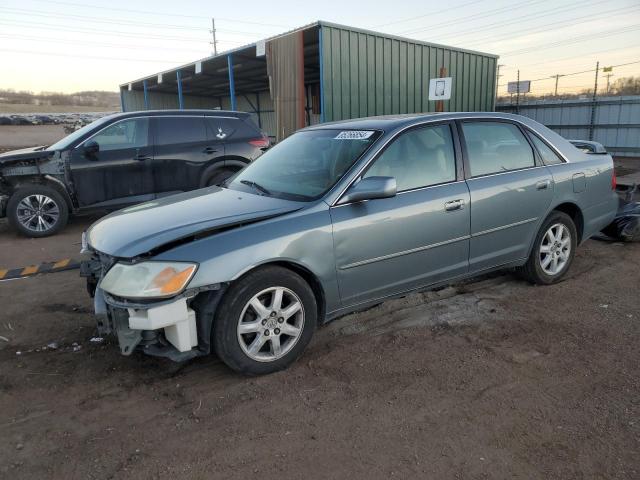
[0,0,639,96]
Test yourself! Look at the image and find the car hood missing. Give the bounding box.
[87,187,303,258]
[0,145,51,164]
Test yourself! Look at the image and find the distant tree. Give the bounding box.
[611,76,640,95]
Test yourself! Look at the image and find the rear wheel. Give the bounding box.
[213,266,317,375]
[7,185,69,237]
[518,211,577,285]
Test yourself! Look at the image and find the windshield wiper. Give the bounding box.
[240,180,271,196]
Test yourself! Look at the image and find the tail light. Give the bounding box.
[248,136,270,150]
[612,167,617,190]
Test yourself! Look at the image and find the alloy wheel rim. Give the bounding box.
[16,194,60,232]
[237,286,305,362]
[539,222,571,276]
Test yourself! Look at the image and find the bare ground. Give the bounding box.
[0,226,638,479]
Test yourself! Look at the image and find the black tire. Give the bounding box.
[517,211,577,285]
[205,168,237,187]
[7,184,69,237]
[213,266,318,375]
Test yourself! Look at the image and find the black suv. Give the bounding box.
[0,110,269,237]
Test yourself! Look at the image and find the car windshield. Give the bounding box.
[227,129,381,201]
[47,115,116,151]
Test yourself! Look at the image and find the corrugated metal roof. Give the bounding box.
[120,20,497,88]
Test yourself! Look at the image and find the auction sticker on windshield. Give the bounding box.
[334,131,375,140]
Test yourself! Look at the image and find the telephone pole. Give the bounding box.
[210,18,218,56]
[589,61,599,140]
[552,74,564,96]
[605,73,614,94]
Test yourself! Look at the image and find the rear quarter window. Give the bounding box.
[155,117,207,145]
[206,117,259,141]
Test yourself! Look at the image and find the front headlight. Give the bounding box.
[100,261,198,299]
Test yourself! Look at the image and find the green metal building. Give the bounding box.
[120,21,498,140]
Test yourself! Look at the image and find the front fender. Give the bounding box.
[151,204,342,314]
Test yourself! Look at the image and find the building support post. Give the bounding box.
[176,70,184,110]
[228,54,237,111]
[143,79,149,110]
[318,25,325,123]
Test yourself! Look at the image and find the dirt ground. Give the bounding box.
[0,125,67,150]
[0,216,639,479]
[0,131,639,478]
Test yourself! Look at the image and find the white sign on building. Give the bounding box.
[428,77,452,101]
[256,40,266,57]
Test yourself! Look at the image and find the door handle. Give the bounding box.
[444,199,465,211]
[536,180,551,190]
[203,146,218,154]
[134,154,151,161]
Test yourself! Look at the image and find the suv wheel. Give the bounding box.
[518,211,577,285]
[213,266,317,375]
[7,185,69,237]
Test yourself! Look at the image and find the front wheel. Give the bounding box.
[213,266,317,375]
[518,211,577,285]
[7,185,69,237]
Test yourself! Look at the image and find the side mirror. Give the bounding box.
[83,140,99,158]
[339,176,397,204]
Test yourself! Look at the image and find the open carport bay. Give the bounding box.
[0,218,638,478]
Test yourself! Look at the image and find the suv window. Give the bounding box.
[206,117,258,141]
[89,118,149,151]
[462,122,535,177]
[364,124,456,191]
[155,117,207,146]
[529,133,564,165]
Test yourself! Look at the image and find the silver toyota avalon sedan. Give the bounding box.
[82,112,618,375]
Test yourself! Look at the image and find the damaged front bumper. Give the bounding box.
[82,255,225,362]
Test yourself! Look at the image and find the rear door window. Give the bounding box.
[462,122,535,177]
[155,117,207,146]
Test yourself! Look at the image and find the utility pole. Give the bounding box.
[210,18,218,56]
[516,69,520,115]
[589,61,599,141]
[552,74,564,96]
[496,64,505,107]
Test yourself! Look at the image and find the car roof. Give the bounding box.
[109,110,250,120]
[305,112,539,132]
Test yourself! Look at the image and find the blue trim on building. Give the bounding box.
[227,54,237,111]
[143,79,149,110]
[318,26,325,123]
[176,70,184,109]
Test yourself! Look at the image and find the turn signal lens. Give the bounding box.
[612,168,617,190]
[152,266,197,295]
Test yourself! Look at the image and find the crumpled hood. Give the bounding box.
[0,145,51,163]
[87,187,303,258]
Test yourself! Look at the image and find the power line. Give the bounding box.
[0,7,277,36]
[461,3,636,48]
[433,0,605,41]
[500,24,640,56]
[497,60,640,90]
[31,0,289,27]
[0,48,189,64]
[397,0,550,35]
[0,19,212,43]
[372,0,484,28]
[0,33,237,52]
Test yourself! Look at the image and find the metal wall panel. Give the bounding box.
[496,95,640,157]
[320,24,497,121]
